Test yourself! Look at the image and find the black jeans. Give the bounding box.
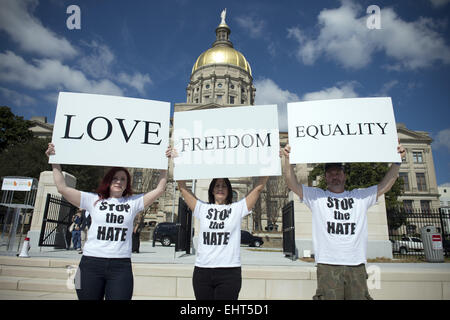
[192,266,242,300]
[75,255,134,300]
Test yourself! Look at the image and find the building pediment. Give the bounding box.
[194,103,223,110]
[397,124,432,144]
[29,118,54,138]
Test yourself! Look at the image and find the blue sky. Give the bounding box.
[0,0,449,185]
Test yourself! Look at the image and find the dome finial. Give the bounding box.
[220,8,227,25]
[218,8,229,28]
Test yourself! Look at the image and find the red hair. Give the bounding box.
[96,167,133,200]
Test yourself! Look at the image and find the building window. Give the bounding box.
[132,170,143,191]
[412,151,423,163]
[402,151,407,163]
[416,173,427,191]
[217,83,223,88]
[420,200,431,213]
[217,95,222,102]
[229,96,235,104]
[399,172,410,191]
[403,200,413,213]
[232,191,238,203]
[205,84,210,89]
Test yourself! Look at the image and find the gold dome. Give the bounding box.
[192,10,252,76]
[191,46,252,76]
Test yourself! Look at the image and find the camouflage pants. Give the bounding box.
[313,264,373,300]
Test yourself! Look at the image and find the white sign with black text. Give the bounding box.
[49,92,170,169]
[173,105,281,180]
[287,97,401,164]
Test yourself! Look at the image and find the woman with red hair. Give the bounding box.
[45,142,171,300]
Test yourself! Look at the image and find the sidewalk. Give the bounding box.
[2,240,450,300]
[2,239,450,270]
[1,240,308,266]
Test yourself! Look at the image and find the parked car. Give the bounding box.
[265,223,279,232]
[241,230,263,247]
[393,236,423,254]
[153,222,178,246]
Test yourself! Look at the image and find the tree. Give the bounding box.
[0,107,105,192]
[62,164,105,193]
[0,136,105,192]
[0,137,50,179]
[308,163,404,209]
[0,106,33,153]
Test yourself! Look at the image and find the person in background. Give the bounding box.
[79,209,91,254]
[132,213,144,253]
[71,210,82,251]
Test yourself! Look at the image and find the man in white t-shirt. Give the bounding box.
[281,143,406,300]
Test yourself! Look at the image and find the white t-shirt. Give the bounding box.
[80,192,144,258]
[302,185,378,266]
[194,198,250,268]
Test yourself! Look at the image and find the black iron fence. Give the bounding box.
[282,200,296,259]
[39,194,77,248]
[386,208,450,259]
[175,197,192,254]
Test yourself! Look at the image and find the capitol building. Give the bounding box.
[130,12,289,233]
[29,11,441,237]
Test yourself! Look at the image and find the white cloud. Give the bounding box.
[79,41,116,79]
[78,40,152,95]
[254,78,300,132]
[429,0,450,7]
[0,1,152,99]
[117,72,152,96]
[0,87,36,106]
[302,81,359,101]
[433,128,450,152]
[288,0,450,70]
[0,0,77,59]
[235,15,265,38]
[376,80,399,96]
[0,51,123,96]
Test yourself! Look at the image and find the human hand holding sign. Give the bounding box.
[377,142,406,199]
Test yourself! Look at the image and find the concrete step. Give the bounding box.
[0,289,77,300]
[1,265,71,279]
[0,276,75,293]
[0,256,79,297]
[0,256,195,299]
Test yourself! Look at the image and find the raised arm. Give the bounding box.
[280,144,303,200]
[245,176,269,211]
[377,143,406,199]
[177,180,198,212]
[142,147,172,208]
[45,143,81,207]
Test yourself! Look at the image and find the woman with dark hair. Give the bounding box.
[177,176,268,300]
[45,142,171,300]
